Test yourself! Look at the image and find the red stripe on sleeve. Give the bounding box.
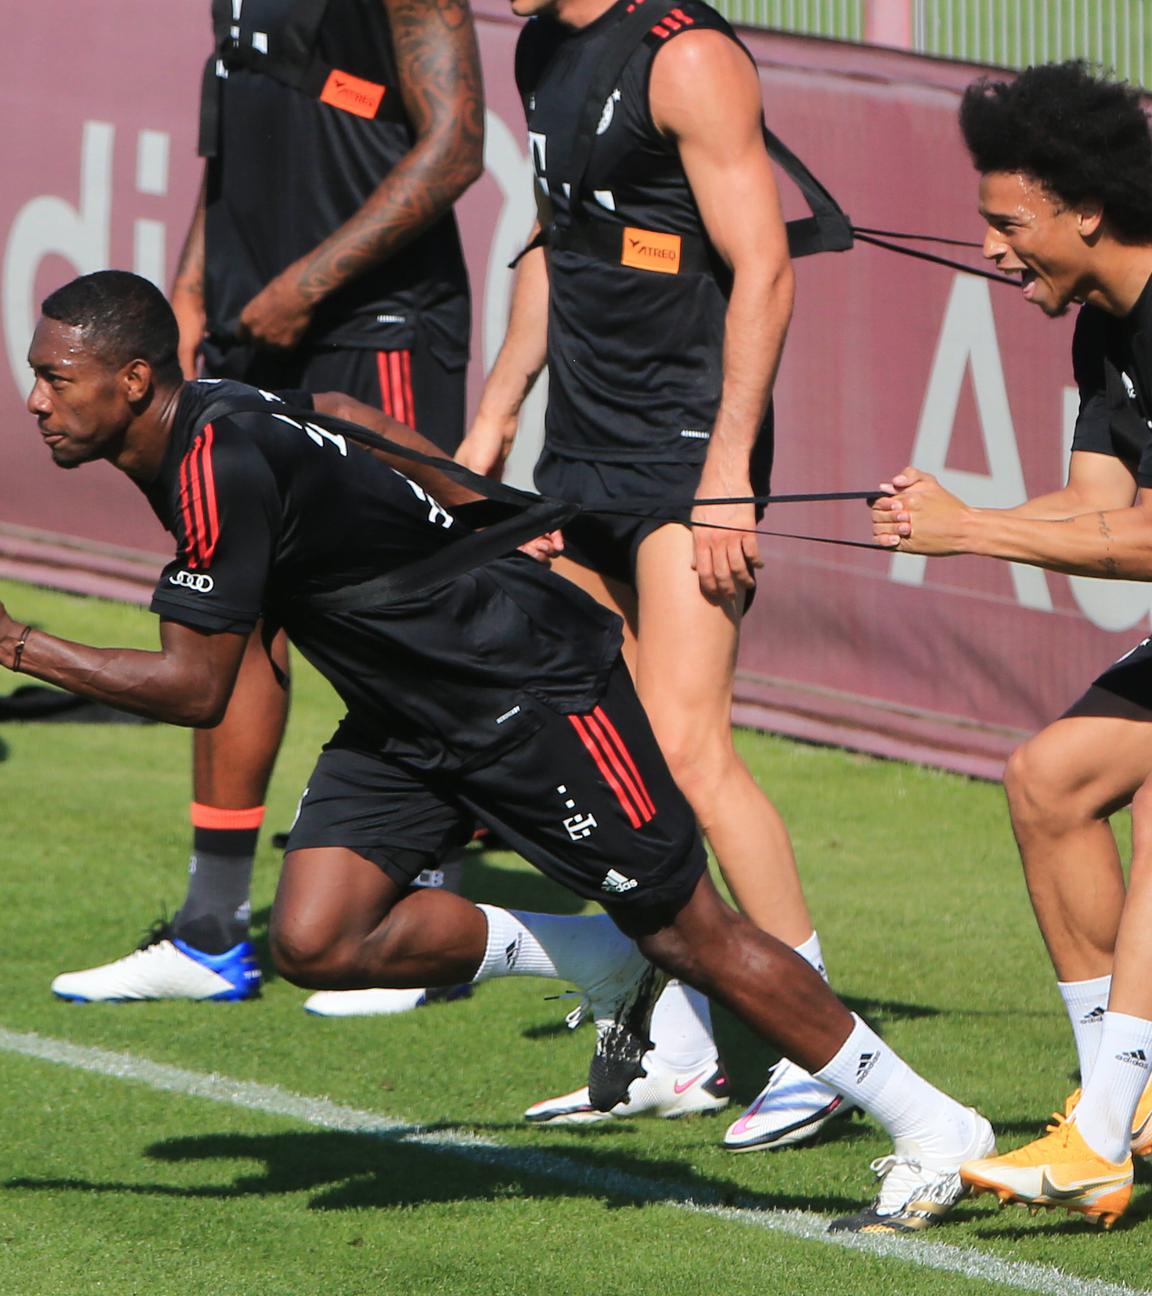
[180,439,208,569]
[178,452,198,568]
[590,706,657,818]
[569,714,643,829]
[197,423,221,566]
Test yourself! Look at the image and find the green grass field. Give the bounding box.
[1,577,1149,1296]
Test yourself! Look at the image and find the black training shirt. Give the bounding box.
[142,381,622,770]
[202,0,469,362]
[1071,273,1152,486]
[517,0,772,463]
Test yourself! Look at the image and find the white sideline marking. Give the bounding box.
[1,1027,1147,1296]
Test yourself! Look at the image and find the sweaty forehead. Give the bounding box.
[978,170,1057,221]
[28,318,101,371]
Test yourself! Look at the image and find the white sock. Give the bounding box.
[472,907,637,987]
[1057,975,1111,1085]
[1073,1010,1152,1162]
[793,930,829,982]
[815,1014,976,1161]
[648,981,717,1072]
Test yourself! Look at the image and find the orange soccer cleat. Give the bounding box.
[961,1114,1132,1229]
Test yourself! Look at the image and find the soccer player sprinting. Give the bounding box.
[11,270,992,1232]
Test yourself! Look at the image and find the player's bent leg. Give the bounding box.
[271,847,487,991]
[1003,688,1152,984]
[633,524,853,1150]
[617,874,994,1233]
[50,625,288,1005]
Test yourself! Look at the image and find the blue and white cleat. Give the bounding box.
[51,922,261,1002]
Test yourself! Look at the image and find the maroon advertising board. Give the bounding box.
[0,3,1140,775]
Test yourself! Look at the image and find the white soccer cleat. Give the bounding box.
[303,984,472,1017]
[830,1109,996,1233]
[724,1056,860,1151]
[51,923,260,1002]
[525,1056,730,1124]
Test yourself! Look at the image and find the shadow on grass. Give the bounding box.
[5,1125,866,1218]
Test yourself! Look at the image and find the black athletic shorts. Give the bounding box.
[534,416,774,588]
[1092,636,1152,711]
[285,659,708,913]
[201,341,465,453]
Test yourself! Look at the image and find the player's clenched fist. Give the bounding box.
[871,467,975,556]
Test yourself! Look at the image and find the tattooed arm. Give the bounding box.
[239,0,484,350]
[171,174,208,378]
[872,468,1152,579]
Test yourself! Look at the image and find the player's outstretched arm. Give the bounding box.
[238,0,485,350]
[872,465,1152,577]
[873,451,1140,552]
[652,31,794,604]
[457,238,550,479]
[0,612,248,728]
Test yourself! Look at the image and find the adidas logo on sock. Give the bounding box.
[1117,1049,1148,1068]
[1079,1005,1106,1025]
[856,1051,878,1084]
[504,935,521,968]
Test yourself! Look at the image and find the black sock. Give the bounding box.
[172,806,262,954]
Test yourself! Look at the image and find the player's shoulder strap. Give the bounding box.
[557,0,852,259]
[187,389,579,609]
[199,0,407,158]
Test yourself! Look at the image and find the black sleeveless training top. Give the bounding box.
[517,0,772,463]
[200,0,470,362]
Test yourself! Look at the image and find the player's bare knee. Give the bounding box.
[1004,734,1092,837]
[269,925,352,988]
[658,731,737,810]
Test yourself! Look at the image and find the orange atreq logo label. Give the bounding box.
[320,69,386,119]
[621,227,682,274]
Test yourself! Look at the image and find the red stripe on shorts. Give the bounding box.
[569,714,644,829]
[589,706,657,819]
[400,348,415,429]
[376,350,416,429]
[376,351,394,419]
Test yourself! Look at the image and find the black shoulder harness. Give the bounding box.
[189,391,578,610]
[199,0,407,158]
[521,0,852,266]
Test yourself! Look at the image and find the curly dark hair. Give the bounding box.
[959,60,1152,242]
[41,270,181,381]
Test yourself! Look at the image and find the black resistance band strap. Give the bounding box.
[190,395,579,608]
